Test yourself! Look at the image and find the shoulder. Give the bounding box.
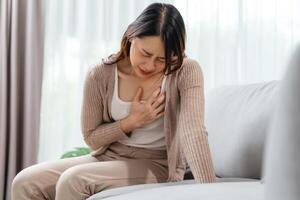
[177,57,203,76]
[176,57,204,89]
[85,59,115,83]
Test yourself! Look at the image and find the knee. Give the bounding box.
[56,166,86,192]
[11,168,34,198]
[11,165,55,199]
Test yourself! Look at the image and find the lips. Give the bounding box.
[139,67,151,75]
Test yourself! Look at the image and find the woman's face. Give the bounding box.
[129,36,166,79]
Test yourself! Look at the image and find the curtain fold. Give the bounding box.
[0,0,45,199]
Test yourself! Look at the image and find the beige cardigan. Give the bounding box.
[81,57,216,183]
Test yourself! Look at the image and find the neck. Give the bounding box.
[118,58,163,82]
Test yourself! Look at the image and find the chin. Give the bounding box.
[138,67,153,77]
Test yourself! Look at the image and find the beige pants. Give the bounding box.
[11,142,169,200]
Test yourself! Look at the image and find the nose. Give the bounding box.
[142,59,156,72]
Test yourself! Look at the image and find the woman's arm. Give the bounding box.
[177,59,216,183]
[80,67,132,151]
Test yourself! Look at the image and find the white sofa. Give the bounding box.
[88,46,300,200]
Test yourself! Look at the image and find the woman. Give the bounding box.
[12,3,216,200]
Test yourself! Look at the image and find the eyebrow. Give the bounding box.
[141,48,165,60]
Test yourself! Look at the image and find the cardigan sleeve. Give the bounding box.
[177,59,216,183]
[80,66,130,151]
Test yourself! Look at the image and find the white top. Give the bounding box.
[111,65,167,150]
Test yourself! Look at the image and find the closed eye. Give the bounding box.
[140,50,150,57]
[141,52,150,57]
[141,48,165,61]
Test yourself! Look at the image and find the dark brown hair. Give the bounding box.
[104,3,186,75]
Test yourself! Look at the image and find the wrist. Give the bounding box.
[120,116,137,136]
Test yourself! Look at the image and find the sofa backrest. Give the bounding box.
[205,80,279,179]
[264,45,300,200]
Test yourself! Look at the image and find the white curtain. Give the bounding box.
[38,0,300,162]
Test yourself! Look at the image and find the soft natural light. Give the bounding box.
[38,0,300,162]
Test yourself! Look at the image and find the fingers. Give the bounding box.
[147,87,161,105]
[154,102,165,116]
[155,109,165,119]
[152,93,165,109]
[133,87,143,102]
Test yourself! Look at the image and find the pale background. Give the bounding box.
[38,0,300,162]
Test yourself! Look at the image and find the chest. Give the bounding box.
[116,68,166,102]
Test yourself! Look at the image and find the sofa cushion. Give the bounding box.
[88,182,263,200]
[205,80,278,179]
[87,178,258,200]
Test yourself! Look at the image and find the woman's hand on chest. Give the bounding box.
[125,87,166,130]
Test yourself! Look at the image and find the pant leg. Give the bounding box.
[11,154,99,200]
[55,142,169,200]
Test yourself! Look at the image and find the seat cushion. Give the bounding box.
[87,178,259,200]
[88,182,263,200]
[205,81,278,178]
